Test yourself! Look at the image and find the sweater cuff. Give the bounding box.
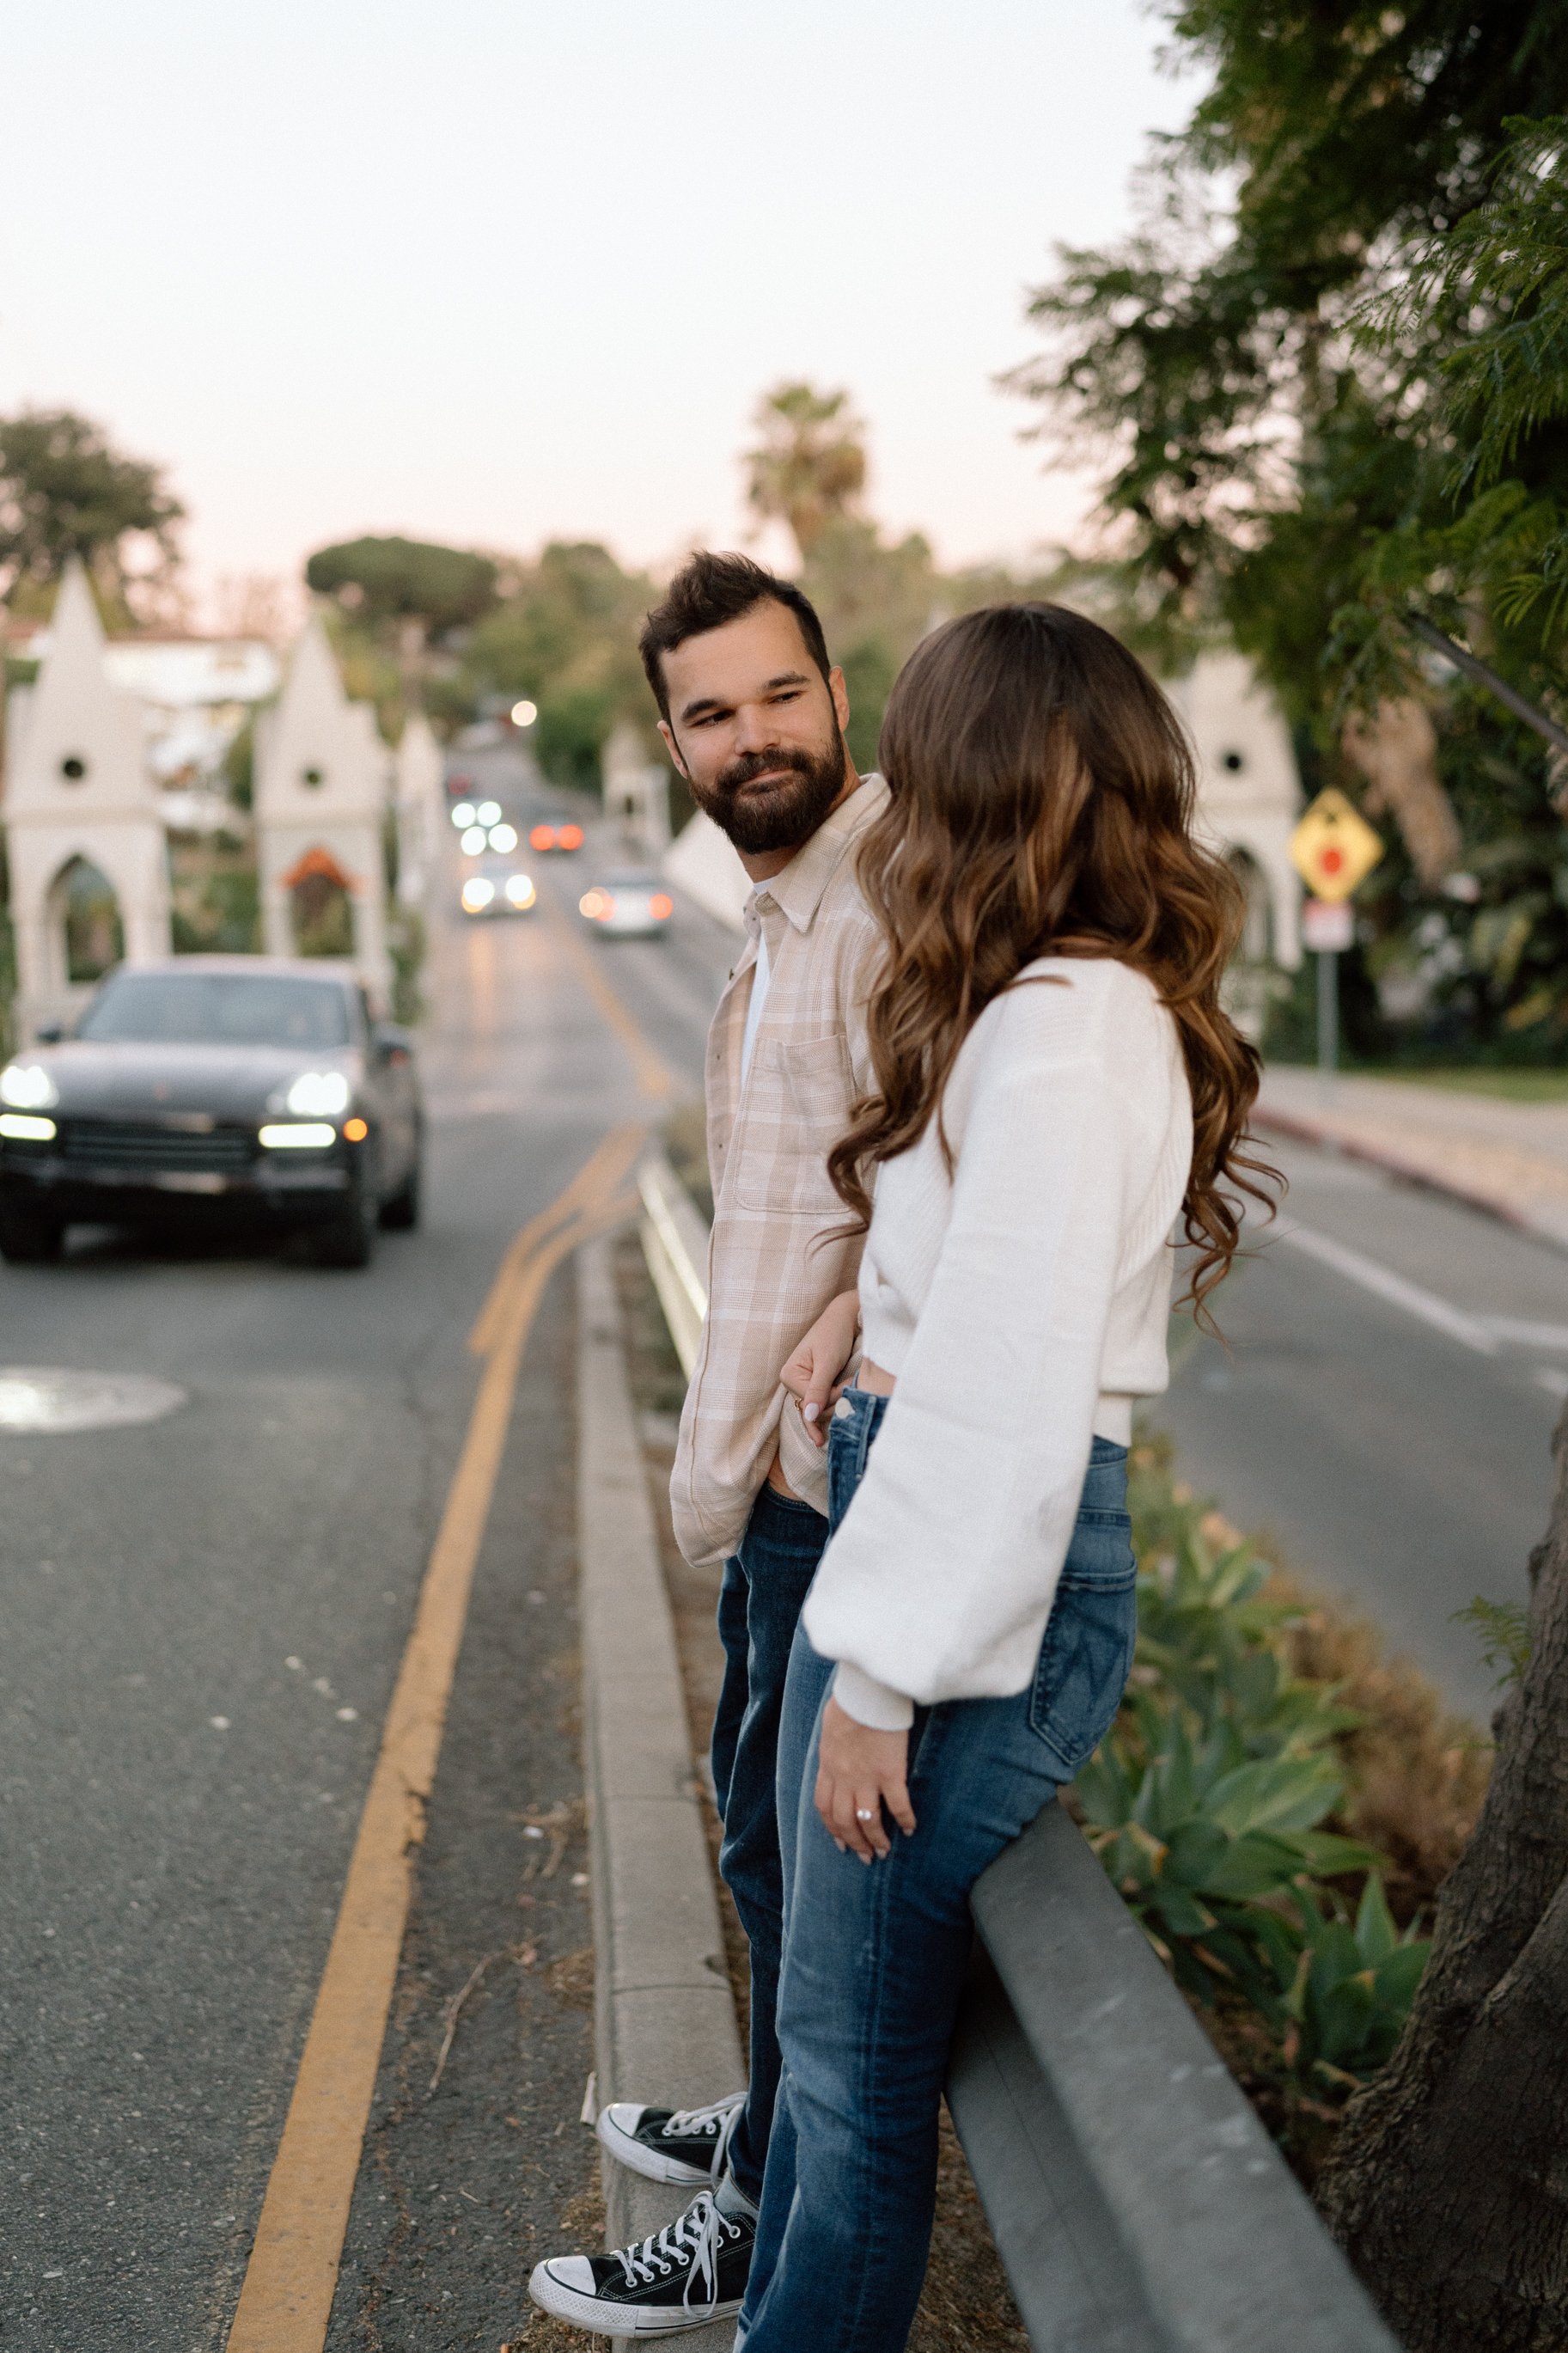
[832,1661,915,1733]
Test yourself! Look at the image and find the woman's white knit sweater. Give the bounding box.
[802,956,1193,1732]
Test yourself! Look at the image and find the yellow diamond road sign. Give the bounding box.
[1290,787,1384,904]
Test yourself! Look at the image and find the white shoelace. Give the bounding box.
[711,2095,742,2185]
[658,2092,743,2141]
[615,2191,736,2313]
[657,2092,745,2184]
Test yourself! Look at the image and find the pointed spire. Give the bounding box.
[3,555,147,812]
[287,611,351,717]
[50,555,107,657]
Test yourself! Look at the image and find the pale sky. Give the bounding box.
[0,3,1195,620]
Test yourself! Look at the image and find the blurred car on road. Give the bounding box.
[0,958,422,1269]
[460,858,537,918]
[451,798,520,857]
[528,819,585,853]
[578,872,674,940]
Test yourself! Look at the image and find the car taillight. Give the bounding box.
[530,824,555,851]
[650,894,673,920]
[558,824,583,850]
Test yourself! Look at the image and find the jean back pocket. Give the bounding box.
[1028,1499,1137,1778]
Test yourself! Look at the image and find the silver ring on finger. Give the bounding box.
[855,1807,876,1822]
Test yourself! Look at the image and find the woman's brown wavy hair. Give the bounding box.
[827,602,1279,1319]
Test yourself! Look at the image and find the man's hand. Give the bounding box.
[779,1289,862,1447]
[815,1696,916,1861]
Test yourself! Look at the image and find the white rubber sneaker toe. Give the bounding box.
[535,2254,595,2295]
[595,2095,736,2185]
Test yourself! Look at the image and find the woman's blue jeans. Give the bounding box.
[738,1391,1136,2352]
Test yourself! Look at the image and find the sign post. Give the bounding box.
[1289,790,1384,1087]
[1301,895,1355,1073]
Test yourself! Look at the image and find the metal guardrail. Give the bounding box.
[636,1146,1400,2353]
[638,1150,709,1378]
[952,1807,1398,2351]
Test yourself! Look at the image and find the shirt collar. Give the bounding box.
[751,771,888,936]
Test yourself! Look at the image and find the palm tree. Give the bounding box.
[744,382,868,560]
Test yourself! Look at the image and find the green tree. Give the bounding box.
[744,382,869,558]
[800,517,940,770]
[1014,3,1568,1040]
[304,535,497,637]
[305,535,497,718]
[0,406,185,624]
[442,541,660,791]
[1012,3,1568,681]
[1351,114,1568,657]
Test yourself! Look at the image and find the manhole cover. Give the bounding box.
[0,1368,188,1434]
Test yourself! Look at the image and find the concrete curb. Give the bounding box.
[1253,1098,1553,1244]
[577,1236,741,2348]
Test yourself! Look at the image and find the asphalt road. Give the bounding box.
[3,742,1559,2344]
[0,743,700,2350]
[1159,1134,1561,1719]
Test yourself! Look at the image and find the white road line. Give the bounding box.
[1483,1317,1568,1352]
[1280,1223,1500,1355]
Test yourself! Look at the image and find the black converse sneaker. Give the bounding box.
[595,2090,745,2186]
[528,2189,754,2337]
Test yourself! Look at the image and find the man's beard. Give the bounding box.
[690,735,847,855]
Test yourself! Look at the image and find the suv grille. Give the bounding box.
[62,1119,258,1176]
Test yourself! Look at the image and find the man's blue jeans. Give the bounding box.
[739,1394,1137,2350]
[711,1480,831,2207]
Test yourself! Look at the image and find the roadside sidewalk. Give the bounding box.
[1256,1065,1568,1250]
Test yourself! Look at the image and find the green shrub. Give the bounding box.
[1282,1875,1430,2091]
[1450,1593,1531,1689]
[388,904,426,1029]
[1076,1440,1435,2136]
[169,863,259,954]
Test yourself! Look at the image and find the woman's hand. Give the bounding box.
[815,1696,917,1861]
[779,1290,862,1446]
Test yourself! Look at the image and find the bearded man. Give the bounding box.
[531,552,885,2337]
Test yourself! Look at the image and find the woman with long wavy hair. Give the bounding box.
[736,602,1276,2350]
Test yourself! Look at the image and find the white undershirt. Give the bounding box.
[739,927,772,1085]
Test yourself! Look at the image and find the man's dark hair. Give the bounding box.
[638,551,832,724]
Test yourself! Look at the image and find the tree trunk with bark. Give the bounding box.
[1315,1406,1568,2350]
[1340,699,1463,888]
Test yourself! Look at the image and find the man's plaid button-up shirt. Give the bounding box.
[671,773,888,1571]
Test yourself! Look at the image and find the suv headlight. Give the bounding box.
[285,1070,351,1118]
[0,1062,58,1110]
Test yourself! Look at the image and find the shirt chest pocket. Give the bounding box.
[734,1032,852,1216]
